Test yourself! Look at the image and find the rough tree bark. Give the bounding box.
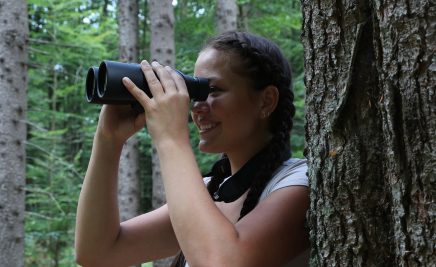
[302,0,435,266]
[216,0,238,33]
[117,0,141,226]
[0,0,28,266]
[149,1,176,266]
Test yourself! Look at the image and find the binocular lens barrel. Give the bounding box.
[86,67,109,104]
[85,60,210,107]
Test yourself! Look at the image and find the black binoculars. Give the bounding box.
[86,60,210,110]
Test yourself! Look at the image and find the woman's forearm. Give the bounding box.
[155,139,240,266]
[75,132,124,263]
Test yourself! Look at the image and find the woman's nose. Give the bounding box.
[191,101,210,114]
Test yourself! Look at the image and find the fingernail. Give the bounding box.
[141,60,148,66]
[151,61,160,67]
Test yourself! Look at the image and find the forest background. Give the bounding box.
[23,0,304,265]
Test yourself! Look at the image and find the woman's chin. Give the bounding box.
[198,140,220,154]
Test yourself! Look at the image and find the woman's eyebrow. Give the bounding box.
[204,76,220,82]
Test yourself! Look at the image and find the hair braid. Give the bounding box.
[239,90,295,219]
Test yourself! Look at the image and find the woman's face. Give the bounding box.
[191,48,270,162]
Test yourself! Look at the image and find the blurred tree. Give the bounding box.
[216,0,238,33]
[149,1,177,266]
[117,0,141,226]
[0,1,28,266]
[302,0,435,265]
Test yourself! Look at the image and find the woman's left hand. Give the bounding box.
[122,60,191,145]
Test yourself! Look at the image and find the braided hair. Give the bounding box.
[171,31,295,266]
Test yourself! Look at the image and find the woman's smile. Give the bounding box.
[198,123,218,133]
[195,114,217,132]
[195,115,220,138]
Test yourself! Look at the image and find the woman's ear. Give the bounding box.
[260,85,279,119]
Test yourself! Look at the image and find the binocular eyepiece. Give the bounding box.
[86,60,210,110]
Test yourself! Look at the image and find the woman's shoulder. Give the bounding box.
[281,158,307,170]
[259,158,308,201]
[271,157,308,185]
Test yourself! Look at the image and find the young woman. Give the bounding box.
[75,31,310,267]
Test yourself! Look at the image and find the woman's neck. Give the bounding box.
[227,133,273,175]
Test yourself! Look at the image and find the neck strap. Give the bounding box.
[213,147,286,203]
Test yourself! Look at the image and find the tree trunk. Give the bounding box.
[0,0,28,266]
[117,0,141,224]
[237,1,250,32]
[103,0,109,17]
[302,0,435,266]
[216,0,238,33]
[149,1,176,266]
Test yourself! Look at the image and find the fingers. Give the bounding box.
[166,66,189,97]
[140,60,180,96]
[123,60,188,110]
[152,61,179,95]
[140,60,165,98]
[122,77,151,109]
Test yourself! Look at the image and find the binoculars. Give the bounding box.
[86,60,210,111]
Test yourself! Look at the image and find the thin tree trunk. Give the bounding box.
[149,1,176,266]
[103,0,109,17]
[117,0,141,224]
[302,0,435,266]
[117,3,142,267]
[216,0,238,33]
[237,2,250,32]
[0,0,28,266]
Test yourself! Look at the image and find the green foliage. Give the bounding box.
[25,0,304,264]
[174,0,216,74]
[26,0,118,265]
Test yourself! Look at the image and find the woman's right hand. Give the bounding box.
[95,104,146,145]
